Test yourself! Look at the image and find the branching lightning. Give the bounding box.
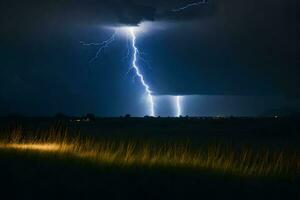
[81,27,155,116]
[172,0,208,12]
[80,31,117,63]
[129,28,155,117]
[175,96,183,117]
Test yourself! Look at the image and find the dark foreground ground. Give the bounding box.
[0,149,299,200]
[0,117,299,200]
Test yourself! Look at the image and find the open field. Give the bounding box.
[0,117,299,199]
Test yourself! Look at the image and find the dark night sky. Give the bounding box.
[0,0,299,117]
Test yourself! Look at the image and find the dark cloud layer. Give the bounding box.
[0,0,210,36]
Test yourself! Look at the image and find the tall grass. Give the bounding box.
[0,127,299,178]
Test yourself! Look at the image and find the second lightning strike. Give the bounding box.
[176,96,183,117]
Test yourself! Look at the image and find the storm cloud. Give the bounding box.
[0,0,213,34]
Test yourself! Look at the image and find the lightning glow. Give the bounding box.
[172,0,208,12]
[129,27,155,117]
[175,96,183,117]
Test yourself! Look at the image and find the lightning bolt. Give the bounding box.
[81,27,155,117]
[129,28,155,117]
[80,31,117,63]
[172,0,208,12]
[175,96,183,117]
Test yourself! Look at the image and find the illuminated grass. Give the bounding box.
[0,128,299,178]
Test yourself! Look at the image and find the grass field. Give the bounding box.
[0,120,299,199]
[1,126,299,178]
